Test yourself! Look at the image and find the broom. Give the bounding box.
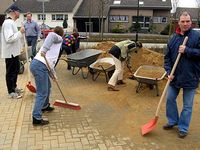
[43,55,81,110]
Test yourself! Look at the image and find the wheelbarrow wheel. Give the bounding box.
[88,67,97,75]
[149,84,154,90]
[18,61,25,74]
[108,70,114,79]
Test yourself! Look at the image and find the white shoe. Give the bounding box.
[15,88,24,94]
[9,92,22,99]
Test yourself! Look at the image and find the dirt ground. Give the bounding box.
[54,42,200,149]
[87,42,200,149]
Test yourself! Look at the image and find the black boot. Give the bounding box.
[117,80,126,85]
[67,64,71,70]
[32,117,49,126]
[42,103,55,112]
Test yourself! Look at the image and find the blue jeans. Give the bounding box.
[30,59,51,120]
[26,36,38,57]
[166,85,196,133]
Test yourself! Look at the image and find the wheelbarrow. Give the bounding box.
[89,57,115,82]
[134,65,166,96]
[67,49,102,79]
[18,46,32,74]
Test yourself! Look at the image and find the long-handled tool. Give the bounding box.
[24,34,36,93]
[141,36,188,136]
[43,55,81,110]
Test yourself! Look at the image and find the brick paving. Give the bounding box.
[0,57,200,150]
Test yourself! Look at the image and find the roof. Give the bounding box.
[110,0,172,10]
[11,0,79,13]
[74,0,111,18]
[174,7,199,20]
[0,0,14,14]
[4,0,172,16]
[74,0,171,18]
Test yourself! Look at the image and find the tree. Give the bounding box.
[196,0,200,27]
[62,18,68,29]
[171,0,179,13]
[97,0,109,40]
[169,0,179,36]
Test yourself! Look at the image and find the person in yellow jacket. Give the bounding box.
[108,40,142,91]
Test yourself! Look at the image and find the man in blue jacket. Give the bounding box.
[24,12,40,59]
[163,11,200,138]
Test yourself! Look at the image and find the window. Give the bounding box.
[153,17,167,23]
[38,14,46,21]
[139,1,144,5]
[109,15,128,22]
[52,14,68,21]
[132,16,150,29]
[113,0,121,4]
[23,14,26,21]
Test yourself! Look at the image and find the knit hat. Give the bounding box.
[8,5,22,12]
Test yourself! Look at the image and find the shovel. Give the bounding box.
[141,36,188,136]
[23,34,36,93]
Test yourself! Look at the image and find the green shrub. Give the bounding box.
[148,24,156,33]
[111,23,126,33]
[129,23,141,33]
[160,23,175,35]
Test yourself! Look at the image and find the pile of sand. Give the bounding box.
[135,66,165,79]
[94,41,167,91]
[94,41,164,73]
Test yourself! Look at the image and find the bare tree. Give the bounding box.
[171,0,179,13]
[169,0,179,35]
[87,0,92,36]
[196,0,200,27]
[97,0,109,40]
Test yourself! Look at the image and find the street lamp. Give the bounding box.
[136,0,139,42]
[135,0,143,42]
[37,0,49,39]
[37,0,49,24]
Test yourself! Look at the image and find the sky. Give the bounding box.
[177,0,198,7]
[171,0,199,13]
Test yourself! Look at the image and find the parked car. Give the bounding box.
[193,28,200,31]
[39,23,54,38]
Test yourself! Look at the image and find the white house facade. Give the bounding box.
[4,0,172,33]
[15,12,74,31]
[12,0,81,32]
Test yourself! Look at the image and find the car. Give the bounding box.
[39,24,54,38]
[193,28,200,31]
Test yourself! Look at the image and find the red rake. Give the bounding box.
[141,36,188,136]
[43,55,81,110]
[26,81,36,93]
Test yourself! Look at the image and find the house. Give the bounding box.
[73,0,172,33]
[0,0,14,26]
[172,7,200,28]
[4,0,172,33]
[107,0,172,33]
[73,0,111,32]
[5,0,82,32]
